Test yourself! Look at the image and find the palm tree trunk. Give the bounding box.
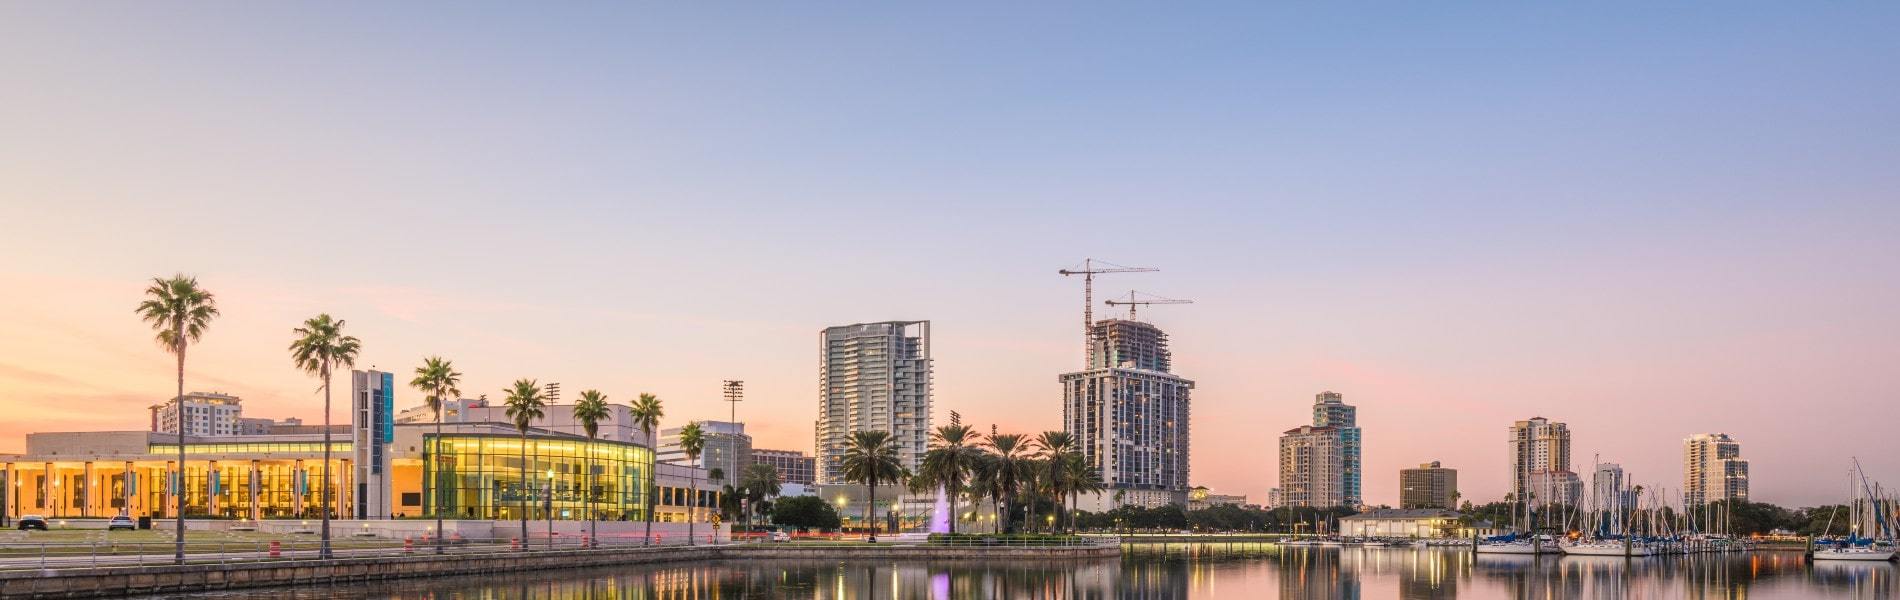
[173,342,186,565]
[949,487,958,535]
[319,366,333,560]
[434,413,444,554]
[868,480,878,542]
[519,433,528,546]
[586,436,596,547]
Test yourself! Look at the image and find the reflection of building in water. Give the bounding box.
[801,558,1120,599]
[1277,548,1361,599]
[1395,548,1463,599]
[1120,557,1189,600]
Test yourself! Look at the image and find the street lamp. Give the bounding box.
[546,469,556,548]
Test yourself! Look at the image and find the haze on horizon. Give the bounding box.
[2,3,1896,508]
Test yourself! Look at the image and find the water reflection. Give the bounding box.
[131,547,1896,599]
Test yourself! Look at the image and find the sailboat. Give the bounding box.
[1813,460,1897,562]
[1562,463,1652,557]
[1477,491,1555,555]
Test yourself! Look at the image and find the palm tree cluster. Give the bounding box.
[903,425,1105,535]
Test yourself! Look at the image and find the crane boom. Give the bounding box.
[1104,290,1193,320]
[1058,258,1157,367]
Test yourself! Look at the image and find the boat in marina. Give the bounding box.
[1811,459,1897,562]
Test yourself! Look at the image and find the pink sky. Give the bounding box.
[3,3,1898,508]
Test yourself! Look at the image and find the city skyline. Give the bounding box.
[5,4,1900,509]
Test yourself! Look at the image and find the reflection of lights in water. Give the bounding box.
[932,571,950,600]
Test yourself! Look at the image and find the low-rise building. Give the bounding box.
[1187,486,1248,511]
[1400,461,1458,509]
[753,448,816,485]
[1338,508,1497,539]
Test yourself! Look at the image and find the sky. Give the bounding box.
[2,3,1897,508]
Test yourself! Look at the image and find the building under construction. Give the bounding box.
[1061,319,1193,509]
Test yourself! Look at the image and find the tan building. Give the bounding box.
[1683,433,1748,506]
[1508,417,1570,503]
[1279,425,1344,508]
[1400,461,1458,509]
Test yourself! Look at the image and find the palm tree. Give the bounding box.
[408,356,461,555]
[678,422,706,546]
[503,379,546,547]
[985,433,1032,533]
[135,274,219,564]
[913,424,982,534]
[969,454,1006,533]
[572,389,611,547]
[841,430,906,542]
[628,393,663,545]
[288,314,361,559]
[739,463,782,534]
[1035,431,1075,533]
[1061,455,1104,533]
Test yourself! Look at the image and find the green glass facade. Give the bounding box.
[423,434,652,521]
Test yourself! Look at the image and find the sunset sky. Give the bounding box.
[3,4,1897,508]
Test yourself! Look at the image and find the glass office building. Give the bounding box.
[424,433,651,522]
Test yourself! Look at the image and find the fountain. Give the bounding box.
[929,486,951,534]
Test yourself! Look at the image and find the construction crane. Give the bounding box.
[1059,258,1157,367]
[1105,290,1193,320]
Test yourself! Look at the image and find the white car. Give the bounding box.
[770,531,792,542]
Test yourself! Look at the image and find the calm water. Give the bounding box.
[129,545,1896,599]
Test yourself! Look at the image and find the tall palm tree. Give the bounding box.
[1061,456,1104,533]
[739,463,782,534]
[503,379,546,547]
[408,356,461,555]
[572,390,611,547]
[135,274,219,564]
[969,454,1005,533]
[985,433,1032,533]
[913,424,981,534]
[1034,431,1075,533]
[288,314,361,560]
[841,430,906,543]
[678,422,706,546]
[628,393,663,545]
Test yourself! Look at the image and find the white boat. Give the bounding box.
[1813,546,1897,561]
[1476,535,1557,555]
[1560,541,1653,557]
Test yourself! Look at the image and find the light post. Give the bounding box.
[836,496,849,536]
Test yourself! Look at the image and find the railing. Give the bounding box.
[0,534,723,572]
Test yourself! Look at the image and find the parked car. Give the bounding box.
[17,515,48,531]
[108,516,136,531]
[770,531,792,543]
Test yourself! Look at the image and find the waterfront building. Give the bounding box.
[150,392,244,436]
[1400,461,1458,509]
[1278,425,1343,508]
[1311,392,1362,507]
[1339,508,1499,538]
[1683,433,1749,506]
[1062,319,1193,508]
[753,448,816,486]
[1266,488,1283,509]
[659,421,751,486]
[0,401,699,524]
[818,321,932,484]
[1187,486,1248,511]
[402,397,654,446]
[1508,417,1571,503]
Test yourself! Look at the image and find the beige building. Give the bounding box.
[1400,461,1458,509]
[1683,433,1748,506]
[1279,425,1344,508]
[1339,508,1496,539]
[1508,417,1570,503]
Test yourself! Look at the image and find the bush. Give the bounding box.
[771,495,842,532]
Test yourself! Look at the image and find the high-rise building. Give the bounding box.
[1400,461,1458,509]
[1527,469,1583,507]
[150,392,244,436]
[351,369,396,519]
[1279,425,1343,507]
[1312,392,1362,507]
[659,421,752,485]
[752,448,816,486]
[1062,319,1194,507]
[1508,417,1571,503]
[818,321,932,484]
[1591,463,1636,512]
[1683,433,1749,506]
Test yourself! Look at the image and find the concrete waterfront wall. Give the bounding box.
[0,544,1118,599]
